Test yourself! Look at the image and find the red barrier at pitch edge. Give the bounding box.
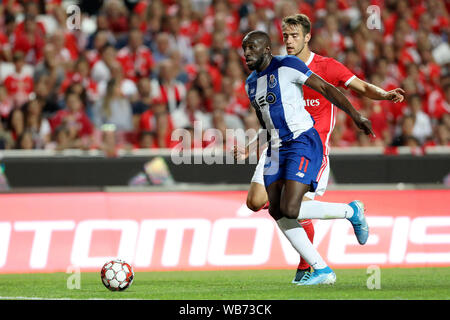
[0,190,449,273]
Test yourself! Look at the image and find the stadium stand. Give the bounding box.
[0,0,448,155]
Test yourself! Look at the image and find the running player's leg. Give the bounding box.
[297,155,369,244]
[267,179,331,275]
[277,128,335,285]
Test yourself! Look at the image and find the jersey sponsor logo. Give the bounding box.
[251,93,276,111]
[265,92,277,104]
[268,74,277,88]
[303,99,320,107]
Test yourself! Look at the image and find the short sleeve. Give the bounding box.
[326,58,356,88]
[280,56,313,85]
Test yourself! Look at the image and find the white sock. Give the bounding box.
[298,200,354,220]
[276,217,328,270]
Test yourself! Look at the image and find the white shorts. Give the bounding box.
[251,147,330,200]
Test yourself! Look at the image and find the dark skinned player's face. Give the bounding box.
[242,36,267,71]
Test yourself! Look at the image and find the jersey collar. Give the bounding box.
[305,52,315,66]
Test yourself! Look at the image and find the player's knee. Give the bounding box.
[246,196,265,212]
[280,202,300,219]
[246,188,268,212]
[268,206,282,220]
[246,198,261,212]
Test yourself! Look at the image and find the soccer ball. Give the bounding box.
[101,259,134,291]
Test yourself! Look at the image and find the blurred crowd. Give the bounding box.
[0,0,448,155]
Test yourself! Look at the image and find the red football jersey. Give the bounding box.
[303,52,356,155]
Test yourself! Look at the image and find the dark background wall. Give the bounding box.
[1,153,449,188]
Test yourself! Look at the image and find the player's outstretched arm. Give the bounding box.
[348,78,405,102]
[305,73,375,137]
[233,128,267,161]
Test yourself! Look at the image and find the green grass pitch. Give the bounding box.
[0,267,449,300]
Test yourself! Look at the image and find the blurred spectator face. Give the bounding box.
[159,60,175,82]
[17,131,34,149]
[196,71,212,89]
[212,93,227,112]
[76,59,90,78]
[137,78,151,97]
[54,126,70,150]
[226,61,244,81]
[167,15,180,34]
[156,33,170,54]
[186,89,201,112]
[409,96,422,114]
[441,113,450,130]
[94,31,109,51]
[27,99,41,116]
[128,13,142,31]
[382,45,395,63]
[97,14,110,30]
[140,131,155,148]
[13,52,25,72]
[102,45,117,64]
[402,116,415,136]
[110,62,124,80]
[50,31,65,51]
[193,44,209,66]
[436,124,448,145]
[221,76,233,96]
[24,18,37,33]
[34,77,50,99]
[66,94,83,112]
[68,83,85,97]
[324,15,339,33]
[213,13,227,33]
[10,109,24,134]
[129,30,143,51]
[102,129,117,147]
[405,136,420,147]
[25,2,39,19]
[276,0,297,18]
[43,44,58,67]
[419,13,432,32]
[211,32,227,51]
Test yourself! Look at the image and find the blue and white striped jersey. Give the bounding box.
[245,55,314,147]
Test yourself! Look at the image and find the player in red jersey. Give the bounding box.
[236,14,405,283]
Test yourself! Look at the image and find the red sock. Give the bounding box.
[297,219,315,270]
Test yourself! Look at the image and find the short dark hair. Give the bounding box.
[244,30,271,48]
[282,14,312,36]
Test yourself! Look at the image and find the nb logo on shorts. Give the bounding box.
[296,172,305,178]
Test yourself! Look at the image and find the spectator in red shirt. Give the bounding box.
[13,15,45,64]
[6,107,25,142]
[116,29,154,82]
[3,51,33,108]
[49,92,94,148]
[101,0,130,37]
[139,102,176,148]
[185,43,222,92]
[150,58,186,114]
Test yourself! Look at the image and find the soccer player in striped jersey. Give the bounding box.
[239,14,405,284]
[242,30,374,285]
